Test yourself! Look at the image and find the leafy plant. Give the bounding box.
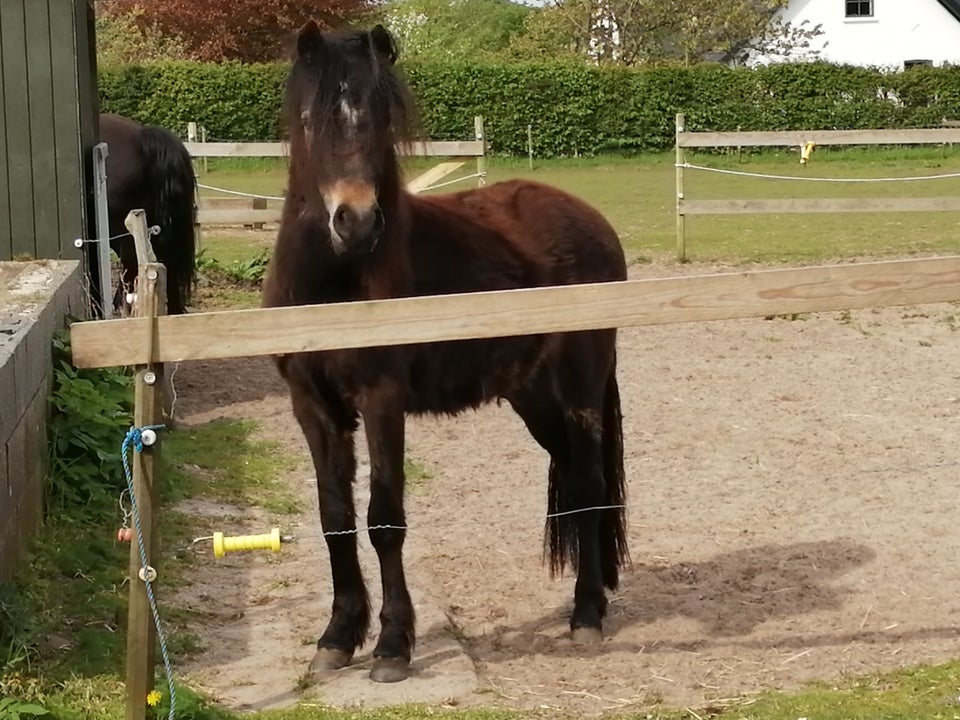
[46,328,134,521]
[0,698,48,720]
[224,250,271,284]
[195,248,270,286]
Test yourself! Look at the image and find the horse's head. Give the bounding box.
[285,22,411,256]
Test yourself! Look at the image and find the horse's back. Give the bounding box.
[411,179,627,293]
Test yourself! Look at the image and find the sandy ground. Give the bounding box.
[163,259,960,715]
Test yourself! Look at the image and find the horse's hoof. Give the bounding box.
[310,647,353,672]
[571,626,604,644]
[370,656,410,683]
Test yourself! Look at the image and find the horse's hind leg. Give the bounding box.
[359,391,414,682]
[514,333,616,642]
[508,383,605,640]
[561,406,608,642]
[285,373,370,671]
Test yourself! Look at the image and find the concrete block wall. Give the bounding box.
[0,260,85,582]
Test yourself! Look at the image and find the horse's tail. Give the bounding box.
[545,355,630,588]
[139,125,197,314]
[599,364,629,589]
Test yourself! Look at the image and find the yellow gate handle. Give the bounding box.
[212,527,282,558]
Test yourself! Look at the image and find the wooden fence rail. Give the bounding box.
[71,254,960,369]
[674,114,960,261]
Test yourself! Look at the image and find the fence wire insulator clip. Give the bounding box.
[138,566,158,583]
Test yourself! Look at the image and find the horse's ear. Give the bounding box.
[297,19,325,61]
[370,24,398,64]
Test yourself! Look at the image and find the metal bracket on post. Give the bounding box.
[93,142,112,319]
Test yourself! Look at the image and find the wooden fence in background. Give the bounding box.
[185,117,487,227]
[674,114,960,261]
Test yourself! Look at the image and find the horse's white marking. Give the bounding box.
[339,81,361,131]
[321,179,377,255]
[326,200,347,255]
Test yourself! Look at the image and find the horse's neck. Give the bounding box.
[267,192,414,307]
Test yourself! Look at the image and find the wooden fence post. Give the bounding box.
[675,113,687,262]
[250,196,267,230]
[527,124,534,170]
[475,116,487,186]
[123,209,167,720]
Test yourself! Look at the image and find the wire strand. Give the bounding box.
[678,162,960,183]
[197,183,284,201]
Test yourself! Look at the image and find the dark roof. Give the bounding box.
[940,0,960,22]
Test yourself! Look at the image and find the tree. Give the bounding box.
[97,0,376,62]
[506,0,823,66]
[377,0,532,61]
[94,4,189,67]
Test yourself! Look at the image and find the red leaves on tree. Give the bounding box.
[99,0,374,62]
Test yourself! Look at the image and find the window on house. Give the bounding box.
[846,0,873,17]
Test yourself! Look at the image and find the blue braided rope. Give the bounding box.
[122,424,176,720]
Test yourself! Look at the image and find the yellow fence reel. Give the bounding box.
[212,527,283,558]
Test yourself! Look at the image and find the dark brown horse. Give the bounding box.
[98,113,197,315]
[262,22,630,683]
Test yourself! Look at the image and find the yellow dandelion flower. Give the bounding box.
[146,690,162,707]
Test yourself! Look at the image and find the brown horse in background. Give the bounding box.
[98,113,197,315]
[261,22,630,683]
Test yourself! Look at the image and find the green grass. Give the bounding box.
[194,146,960,266]
[162,418,302,516]
[0,417,305,719]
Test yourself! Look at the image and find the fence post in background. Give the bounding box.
[123,209,166,720]
[200,126,208,174]
[676,113,687,262]
[92,142,112,319]
[187,121,199,175]
[528,124,534,171]
[475,116,487,186]
[250,197,266,230]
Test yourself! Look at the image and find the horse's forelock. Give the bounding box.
[283,28,419,152]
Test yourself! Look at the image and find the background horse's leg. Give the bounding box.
[360,392,414,683]
[285,372,370,670]
[109,234,137,316]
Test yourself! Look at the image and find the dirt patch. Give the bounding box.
[165,260,960,715]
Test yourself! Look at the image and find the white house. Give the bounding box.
[750,0,960,70]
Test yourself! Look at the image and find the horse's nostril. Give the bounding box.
[333,205,352,236]
[372,207,384,234]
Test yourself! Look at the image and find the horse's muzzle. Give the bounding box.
[333,203,384,253]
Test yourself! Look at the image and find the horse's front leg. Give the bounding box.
[360,388,414,682]
[288,386,369,671]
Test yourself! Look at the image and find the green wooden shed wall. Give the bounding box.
[0,0,98,262]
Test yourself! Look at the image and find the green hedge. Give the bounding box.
[98,60,960,157]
